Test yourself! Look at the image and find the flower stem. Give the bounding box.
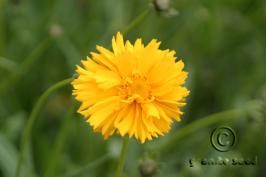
[15,78,73,177]
[122,9,151,35]
[116,137,129,177]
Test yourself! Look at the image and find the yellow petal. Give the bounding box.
[116,103,135,136]
[94,69,121,89]
[141,103,160,119]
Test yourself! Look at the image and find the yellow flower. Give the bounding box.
[72,32,189,143]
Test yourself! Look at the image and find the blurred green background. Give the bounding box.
[0,0,266,177]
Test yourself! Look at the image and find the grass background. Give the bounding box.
[0,0,266,177]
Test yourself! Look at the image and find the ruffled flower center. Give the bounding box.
[118,71,154,103]
[131,79,149,98]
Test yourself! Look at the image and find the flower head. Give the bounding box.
[72,32,189,143]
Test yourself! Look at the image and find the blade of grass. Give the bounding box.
[0,56,17,72]
[43,100,78,177]
[54,36,81,69]
[0,0,7,55]
[0,38,52,96]
[156,100,262,154]
[60,154,111,177]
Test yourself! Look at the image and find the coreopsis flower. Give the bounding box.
[72,32,189,143]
